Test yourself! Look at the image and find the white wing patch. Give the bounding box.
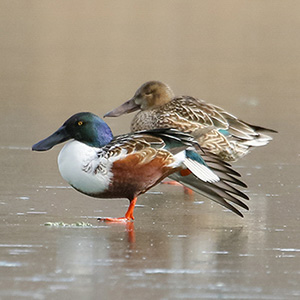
[183,158,219,183]
[167,149,220,183]
[167,151,186,168]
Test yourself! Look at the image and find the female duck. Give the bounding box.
[104,81,276,161]
[32,112,249,221]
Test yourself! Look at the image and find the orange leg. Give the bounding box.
[184,187,194,196]
[98,197,137,223]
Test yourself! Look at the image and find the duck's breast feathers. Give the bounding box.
[57,137,179,200]
[58,141,113,196]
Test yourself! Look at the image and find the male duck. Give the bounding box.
[32,112,249,221]
[104,81,276,162]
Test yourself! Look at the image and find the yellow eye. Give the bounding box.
[78,121,83,126]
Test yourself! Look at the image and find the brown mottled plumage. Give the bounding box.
[105,81,276,161]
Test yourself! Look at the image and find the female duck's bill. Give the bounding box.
[104,98,140,117]
[32,112,250,222]
[104,81,277,162]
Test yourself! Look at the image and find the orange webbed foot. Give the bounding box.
[97,216,133,223]
[97,197,137,223]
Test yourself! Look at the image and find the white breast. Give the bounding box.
[57,140,112,195]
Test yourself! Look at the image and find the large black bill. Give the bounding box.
[32,126,70,151]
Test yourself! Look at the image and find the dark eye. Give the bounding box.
[145,90,153,95]
[77,121,83,126]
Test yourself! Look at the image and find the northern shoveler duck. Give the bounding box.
[32,112,249,221]
[104,81,276,161]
